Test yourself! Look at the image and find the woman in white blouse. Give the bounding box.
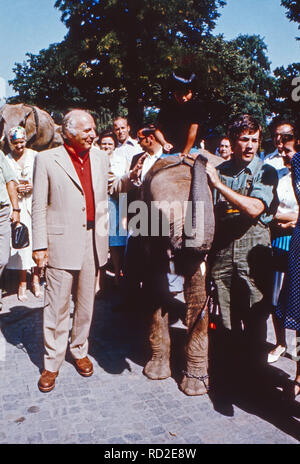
[6,126,41,301]
[266,130,299,363]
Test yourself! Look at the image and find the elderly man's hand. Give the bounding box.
[32,250,48,268]
[129,153,147,182]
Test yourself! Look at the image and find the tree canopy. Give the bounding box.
[281,0,300,39]
[8,0,300,139]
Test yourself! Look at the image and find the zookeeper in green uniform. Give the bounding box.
[206,114,278,336]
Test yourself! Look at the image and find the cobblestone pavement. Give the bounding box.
[0,280,299,445]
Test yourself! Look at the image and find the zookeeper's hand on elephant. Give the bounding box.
[205,162,222,188]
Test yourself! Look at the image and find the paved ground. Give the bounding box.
[0,276,300,445]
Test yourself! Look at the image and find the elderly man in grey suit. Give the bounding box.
[32,109,108,392]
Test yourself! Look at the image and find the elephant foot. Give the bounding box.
[180,370,209,396]
[143,357,171,380]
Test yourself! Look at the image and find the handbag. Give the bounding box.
[11,222,30,249]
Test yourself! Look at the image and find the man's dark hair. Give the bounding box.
[227,114,261,146]
[269,117,296,137]
[137,124,157,138]
[169,69,195,93]
[219,135,231,145]
[98,129,118,147]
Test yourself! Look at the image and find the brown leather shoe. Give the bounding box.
[74,356,93,377]
[38,370,58,392]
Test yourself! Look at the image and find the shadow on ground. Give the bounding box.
[208,329,300,441]
[0,305,44,370]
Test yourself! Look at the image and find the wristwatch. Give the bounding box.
[13,208,21,212]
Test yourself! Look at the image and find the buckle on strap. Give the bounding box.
[225,208,239,214]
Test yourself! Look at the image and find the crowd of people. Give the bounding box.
[0,71,299,398]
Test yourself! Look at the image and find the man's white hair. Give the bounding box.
[62,109,93,137]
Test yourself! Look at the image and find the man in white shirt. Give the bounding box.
[109,125,168,310]
[109,125,164,194]
[132,126,163,183]
[113,116,142,165]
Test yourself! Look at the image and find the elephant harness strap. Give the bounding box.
[157,155,194,171]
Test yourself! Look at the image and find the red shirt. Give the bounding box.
[64,143,95,223]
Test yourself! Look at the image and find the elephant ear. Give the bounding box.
[0,104,10,124]
[0,114,6,152]
[0,114,4,142]
[22,105,37,144]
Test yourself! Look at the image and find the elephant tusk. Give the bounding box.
[200,261,206,276]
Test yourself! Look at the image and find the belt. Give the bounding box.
[87,220,95,230]
[0,204,9,210]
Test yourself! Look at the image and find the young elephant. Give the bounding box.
[140,153,221,395]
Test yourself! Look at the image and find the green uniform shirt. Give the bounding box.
[214,155,278,227]
[0,150,17,205]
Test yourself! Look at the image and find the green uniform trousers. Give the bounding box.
[211,219,272,332]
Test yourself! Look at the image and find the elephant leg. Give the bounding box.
[180,263,209,396]
[143,307,171,380]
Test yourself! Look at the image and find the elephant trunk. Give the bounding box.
[184,154,215,252]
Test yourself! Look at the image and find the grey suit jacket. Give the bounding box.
[32,145,109,269]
